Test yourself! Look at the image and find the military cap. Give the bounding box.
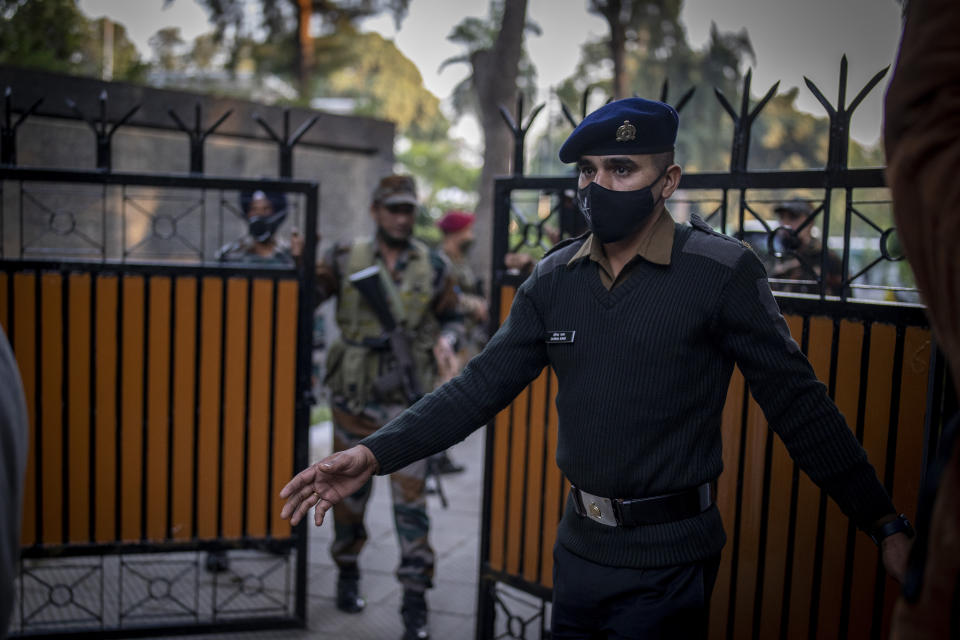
[372,174,418,206]
[774,198,814,219]
[558,97,678,163]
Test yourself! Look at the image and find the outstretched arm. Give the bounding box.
[716,250,909,581]
[280,271,550,525]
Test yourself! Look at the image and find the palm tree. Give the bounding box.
[439,0,539,281]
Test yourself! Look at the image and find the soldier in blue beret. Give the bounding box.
[279,97,911,638]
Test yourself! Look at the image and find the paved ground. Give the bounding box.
[156,422,488,640]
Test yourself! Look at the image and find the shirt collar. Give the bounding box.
[567,208,675,268]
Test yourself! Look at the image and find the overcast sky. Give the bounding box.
[79,0,904,148]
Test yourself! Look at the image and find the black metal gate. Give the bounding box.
[1,166,318,637]
[476,66,955,640]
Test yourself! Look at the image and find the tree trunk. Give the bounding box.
[296,0,314,99]
[597,0,627,99]
[471,0,529,289]
[610,19,627,99]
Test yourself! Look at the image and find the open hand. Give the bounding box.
[279,445,379,526]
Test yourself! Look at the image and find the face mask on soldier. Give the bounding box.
[576,166,668,243]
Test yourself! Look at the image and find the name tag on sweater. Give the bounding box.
[546,330,576,344]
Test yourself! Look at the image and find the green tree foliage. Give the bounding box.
[189,32,223,71]
[313,31,448,140]
[542,1,882,174]
[588,0,685,99]
[183,1,445,137]
[548,15,753,173]
[0,0,148,82]
[397,137,481,244]
[188,0,410,96]
[149,27,186,72]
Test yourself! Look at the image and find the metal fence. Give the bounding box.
[1,167,318,638]
[475,62,955,640]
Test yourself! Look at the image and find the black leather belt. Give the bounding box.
[571,482,715,527]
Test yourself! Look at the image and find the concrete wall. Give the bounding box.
[0,65,396,256]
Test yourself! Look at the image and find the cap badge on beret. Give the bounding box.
[615,120,637,143]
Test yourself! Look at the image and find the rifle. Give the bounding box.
[347,265,448,507]
[348,265,424,404]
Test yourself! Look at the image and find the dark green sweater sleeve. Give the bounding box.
[360,276,550,475]
[715,251,895,529]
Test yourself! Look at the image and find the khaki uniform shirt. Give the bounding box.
[566,208,675,289]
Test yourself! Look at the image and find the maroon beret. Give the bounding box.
[437,210,475,233]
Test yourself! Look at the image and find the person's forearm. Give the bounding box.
[361,284,549,474]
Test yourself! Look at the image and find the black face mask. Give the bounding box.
[459,239,474,254]
[248,209,287,243]
[576,167,668,243]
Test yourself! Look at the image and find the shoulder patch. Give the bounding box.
[682,214,745,268]
[538,234,589,276]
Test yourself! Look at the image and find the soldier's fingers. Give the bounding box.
[281,484,319,521]
[314,498,334,526]
[280,495,299,521]
[279,466,316,498]
[291,491,320,526]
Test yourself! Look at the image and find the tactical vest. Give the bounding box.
[325,237,439,412]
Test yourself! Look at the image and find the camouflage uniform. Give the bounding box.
[441,252,489,359]
[316,236,457,593]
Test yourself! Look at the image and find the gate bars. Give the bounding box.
[476,60,954,640]
[0,167,318,638]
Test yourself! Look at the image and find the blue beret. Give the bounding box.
[558,97,678,163]
[240,189,288,215]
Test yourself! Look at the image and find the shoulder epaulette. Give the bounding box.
[682,214,746,268]
[538,232,590,276]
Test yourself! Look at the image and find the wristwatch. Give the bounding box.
[868,513,915,545]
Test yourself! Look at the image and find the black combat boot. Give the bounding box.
[400,589,429,640]
[336,568,365,613]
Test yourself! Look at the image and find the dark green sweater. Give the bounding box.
[360,216,894,568]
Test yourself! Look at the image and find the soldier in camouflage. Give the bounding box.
[436,210,489,360]
[217,189,293,265]
[426,210,491,476]
[310,175,458,640]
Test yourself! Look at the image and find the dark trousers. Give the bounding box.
[551,542,720,640]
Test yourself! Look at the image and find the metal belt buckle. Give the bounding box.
[577,488,619,527]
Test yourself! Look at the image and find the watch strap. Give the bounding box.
[868,513,915,545]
